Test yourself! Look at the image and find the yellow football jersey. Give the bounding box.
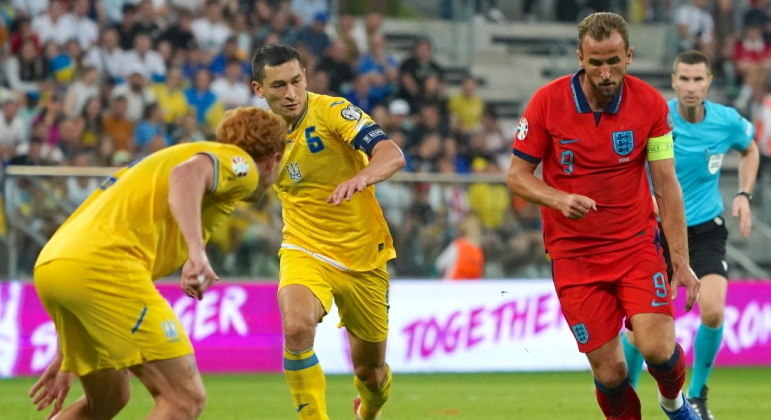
[275,92,395,272]
[36,142,259,279]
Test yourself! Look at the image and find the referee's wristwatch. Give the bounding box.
[736,191,753,203]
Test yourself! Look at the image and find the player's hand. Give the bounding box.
[670,266,700,312]
[180,252,219,300]
[29,357,73,418]
[327,176,367,205]
[557,194,597,219]
[732,195,752,238]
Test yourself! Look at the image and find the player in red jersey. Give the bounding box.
[507,12,701,420]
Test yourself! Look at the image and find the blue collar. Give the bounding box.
[570,69,623,114]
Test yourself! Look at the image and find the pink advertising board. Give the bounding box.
[1,279,770,377]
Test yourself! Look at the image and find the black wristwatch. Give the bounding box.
[736,191,753,203]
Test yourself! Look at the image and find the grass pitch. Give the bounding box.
[2,368,769,419]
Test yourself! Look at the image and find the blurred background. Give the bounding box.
[1,0,770,281]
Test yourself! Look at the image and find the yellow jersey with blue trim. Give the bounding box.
[35,142,259,279]
[275,92,395,272]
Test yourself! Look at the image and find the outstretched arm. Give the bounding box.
[506,155,596,219]
[327,139,405,205]
[168,154,219,300]
[648,157,699,311]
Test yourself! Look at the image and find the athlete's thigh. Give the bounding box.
[130,354,204,399]
[332,265,390,343]
[34,260,193,376]
[278,248,334,316]
[616,241,674,328]
[553,254,624,353]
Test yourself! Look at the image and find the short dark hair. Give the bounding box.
[577,12,630,52]
[672,50,711,74]
[251,44,304,82]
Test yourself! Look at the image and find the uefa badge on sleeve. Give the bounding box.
[516,117,528,140]
[231,156,250,177]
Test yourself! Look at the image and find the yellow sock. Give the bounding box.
[283,347,329,420]
[354,365,392,419]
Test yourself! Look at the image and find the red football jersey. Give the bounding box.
[512,71,672,259]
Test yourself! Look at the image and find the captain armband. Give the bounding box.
[646,133,674,161]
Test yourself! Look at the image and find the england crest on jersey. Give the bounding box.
[571,323,589,344]
[612,130,634,156]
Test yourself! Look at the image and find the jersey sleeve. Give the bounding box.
[326,99,389,155]
[730,108,755,151]
[512,89,549,163]
[201,146,259,201]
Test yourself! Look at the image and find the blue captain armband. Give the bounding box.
[352,123,389,154]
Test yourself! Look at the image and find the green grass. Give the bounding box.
[3,368,770,419]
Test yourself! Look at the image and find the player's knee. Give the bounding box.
[354,364,386,390]
[593,360,627,387]
[282,320,316,349]
[164,385,207,419]
[638,339,675,365]
[700,308,724,328]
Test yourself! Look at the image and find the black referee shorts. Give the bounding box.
[660,216,729,279]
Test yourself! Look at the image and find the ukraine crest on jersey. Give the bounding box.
[36,142,259,279]
[275,92,395,272]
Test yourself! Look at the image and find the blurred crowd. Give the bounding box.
[0,0,548,279]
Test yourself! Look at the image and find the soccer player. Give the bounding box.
[507,12,701,420]
[623,50,760,420]
[29,107,286,419]
[250,44,405,420]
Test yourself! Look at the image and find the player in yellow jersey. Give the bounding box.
[251,44,405,420]
[28,107,286,420]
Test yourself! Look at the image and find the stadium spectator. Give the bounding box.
[674,0,715,61]
[83,27,128,84]
[191,1,232,54]
[448,74,485,134]
[72,0,99,49]
[742,0,771,43]
[124,33,167,83]
[62,66,100,118]
[211,59,252,109]
[732,24,771,116]
[467,157,509,230]
[133,0,162,42]
[397,36,445,111]
[291,0,329,28]
[333,13,362,63]
[9,17,40,55]
[0,97,26,162]
[32,0,76,46]
[134,103,170,155]
[356,33,398,105]
[315,39,356,96]
[5,39,51,96]
[114,3,140,50]
[111,67,157,122]
[101,95,135,152]
[159,9,197,52]
[184,68,224,128]
[78,95,104,149]
[56,117,86,162]
[295,11,331,58]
